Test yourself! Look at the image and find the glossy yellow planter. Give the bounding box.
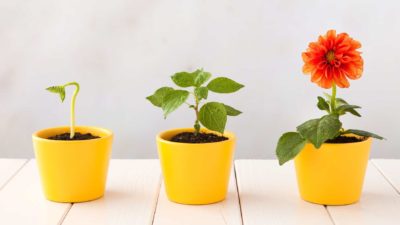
[32,126,113,203]
[157,128,235,205]
[295,137,372,205]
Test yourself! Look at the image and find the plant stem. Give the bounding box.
[63,82,80,139]
[193,92,200,135]
[330,83,337,114]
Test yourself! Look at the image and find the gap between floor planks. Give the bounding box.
[371,159,400,195]
[326,160,400,225]
[0,160,72,225]
[151,168,242,225]
[234,160,334,225]
[61,160,162,225]
[0,159,29,191]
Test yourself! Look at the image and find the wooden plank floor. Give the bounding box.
[0,160,71,225]
[62,160,161,225]
[327,163,400,225]
[0,159,399,225]
[0,159,27,190]
[152,170,242,225]
[235,160,333,225]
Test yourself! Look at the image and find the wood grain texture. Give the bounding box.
[62,160,161,225]
[0,159,27,190]
[152,169,242,225]
[0,160,71,225]
[235,160,333,225]
[327,163,400,225]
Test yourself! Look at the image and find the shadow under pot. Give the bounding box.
[156,128,236,205]
[32,126,113,203]
[294,136,372,205]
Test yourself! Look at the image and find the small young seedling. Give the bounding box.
[147,69,244,135]
[46,82,80,139]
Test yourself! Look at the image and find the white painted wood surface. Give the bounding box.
[62,160,161,225]
[1,159,400,225]
[327,163,400,225]
[152,170,242,225]
[0,159,27,190]
[372,159,400,193]
[0,160,71,225]
[235,160,333,225]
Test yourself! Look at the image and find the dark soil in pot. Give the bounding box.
[325,135,366,144]
[170,132,228,143]
[47,132,100,141]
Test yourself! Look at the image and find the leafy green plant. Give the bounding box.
[146,69,244,134]
[276,86,384,166]
[46,82,80,139]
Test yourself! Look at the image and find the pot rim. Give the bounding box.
[157,127,236,145]
[306,135,372,147]
[32,125,113,143]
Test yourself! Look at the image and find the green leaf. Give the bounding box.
[336,98,361,117]
[324,93,346,104]
[194,70,211,87]
[146,87,174,107]
[171,69,212,88]
[223,104,242,116]
[171,72,196,87]
[276,132,307,166]
[199,102,227,133]
[317,96,330,112]
[194,87,208,100]
[323,93,339,103]
[346,108,362,117]
[297,114,342,148]
[323,94,362,117]
[207,77,244,93]
[324,93,352,106]
[342,129,385,140]
[323,92,332,101]
[336,104,361,111]
[336,98,348,106]
[46,86,66,102]
[161,90,189,118]
[336,104,362,117]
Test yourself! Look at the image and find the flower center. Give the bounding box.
[325,50,336,64]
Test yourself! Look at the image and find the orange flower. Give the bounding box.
[302,30,363,88]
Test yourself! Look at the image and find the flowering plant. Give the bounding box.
[276,30,384,165]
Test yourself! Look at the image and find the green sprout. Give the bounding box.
[146,69,244,135]
[46,82,80,139]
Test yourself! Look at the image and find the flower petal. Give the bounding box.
[301,29,363,88]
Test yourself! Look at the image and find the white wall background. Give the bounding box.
[0,0,398,159]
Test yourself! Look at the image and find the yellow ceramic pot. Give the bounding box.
[32,126,113,203]
[157,128,235,205]
[294,137,372,205]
